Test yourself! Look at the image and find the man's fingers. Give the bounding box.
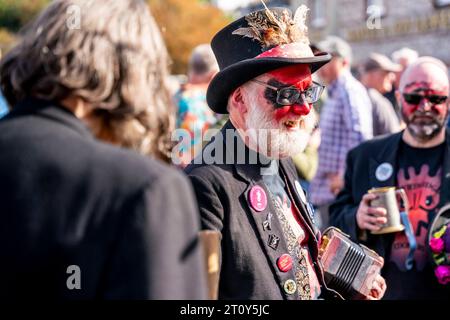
[366,275,386,300]
[363,221,382,231]
[365,214,387,225]
[371,279,382,294]
[376,274,387,293]
[362,193,378,203]
[367,206,387,217]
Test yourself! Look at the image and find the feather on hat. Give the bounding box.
[206,4,332,114]
[232,4,310,49]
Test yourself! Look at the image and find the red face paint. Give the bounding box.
[402,82,448,118]
[268,65,313,121]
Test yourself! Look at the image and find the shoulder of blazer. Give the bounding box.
[349,130,404,158]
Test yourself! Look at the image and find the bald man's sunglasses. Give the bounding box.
[402,93,448,105]
[251,79,325,106]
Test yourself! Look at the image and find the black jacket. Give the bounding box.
[185,121,338,300]
[330,130,450,298]
[0,98,207,299]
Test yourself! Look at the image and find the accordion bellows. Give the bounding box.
[319,227,384,299]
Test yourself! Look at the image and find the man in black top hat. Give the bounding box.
[185,5,386,300]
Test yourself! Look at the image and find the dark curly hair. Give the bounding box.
[0,0,174,162]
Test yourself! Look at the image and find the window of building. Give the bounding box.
[310,0,327,28]
[433,0,450,8]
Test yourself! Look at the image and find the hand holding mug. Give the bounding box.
[356,193,388,232]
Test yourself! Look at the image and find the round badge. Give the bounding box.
[295,180,307,204]
[249,185,268,212]
[375,162,394,182]
[277,254,293,272]
[283,279,297,295]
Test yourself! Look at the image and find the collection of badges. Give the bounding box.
[244,163,395,298]
[248,180,313,297]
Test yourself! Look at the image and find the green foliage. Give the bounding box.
[0,0,50,32]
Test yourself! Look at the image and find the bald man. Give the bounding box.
[330,57,450,299]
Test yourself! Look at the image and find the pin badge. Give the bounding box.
[295,180,307,204]
[284,279,297,295]
[277,254,293,273]
[263,212,273,231]
[375,162,393,182]
[268,234,280,250]
[249,185,267,212]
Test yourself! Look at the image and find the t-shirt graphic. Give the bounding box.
[391,164,441,271]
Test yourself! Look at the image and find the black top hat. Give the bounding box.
[207,7,332,114]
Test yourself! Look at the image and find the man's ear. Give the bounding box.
[341,57,350,69]
[229,87,248,115]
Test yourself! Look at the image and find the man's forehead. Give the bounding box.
[265,64,312,84]
[404,81,449,93]
[402,63,449,92]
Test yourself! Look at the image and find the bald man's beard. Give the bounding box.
[402,107,448,142]
[244,98,311,159]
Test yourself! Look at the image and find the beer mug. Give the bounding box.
[368,186,409,234]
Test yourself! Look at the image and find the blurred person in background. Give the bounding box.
[0,49,8,118]
[360,53,401,136]
[309,36,373,231]
[173,44,223,168]
[0,0,206,299]
[292,108,320,193]
[386,47,419,121]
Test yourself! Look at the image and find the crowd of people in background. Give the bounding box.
[168,38,432,234]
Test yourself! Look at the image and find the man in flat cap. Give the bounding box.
[185,6,386,300]
[360,53,402,136]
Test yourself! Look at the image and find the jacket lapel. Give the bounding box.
[240,178,300,300]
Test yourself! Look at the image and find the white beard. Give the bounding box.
[244,97,311,159]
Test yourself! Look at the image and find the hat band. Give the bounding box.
[256,42,314,60]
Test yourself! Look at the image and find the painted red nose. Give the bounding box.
[291,103,311,116]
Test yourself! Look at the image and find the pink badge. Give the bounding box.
[277,254,293,273]
[249,185,267,212]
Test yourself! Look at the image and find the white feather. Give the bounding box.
[293,5,309,35]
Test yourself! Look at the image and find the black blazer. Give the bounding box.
[0,98,207,299]
[330,130,450,256]
[185,121,339,300]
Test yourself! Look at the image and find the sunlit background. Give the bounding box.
[0,0,449,74]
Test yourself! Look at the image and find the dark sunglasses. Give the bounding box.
[402,93,448,105]
[251,79,325,106]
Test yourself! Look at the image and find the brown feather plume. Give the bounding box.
[232,1,310,49]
